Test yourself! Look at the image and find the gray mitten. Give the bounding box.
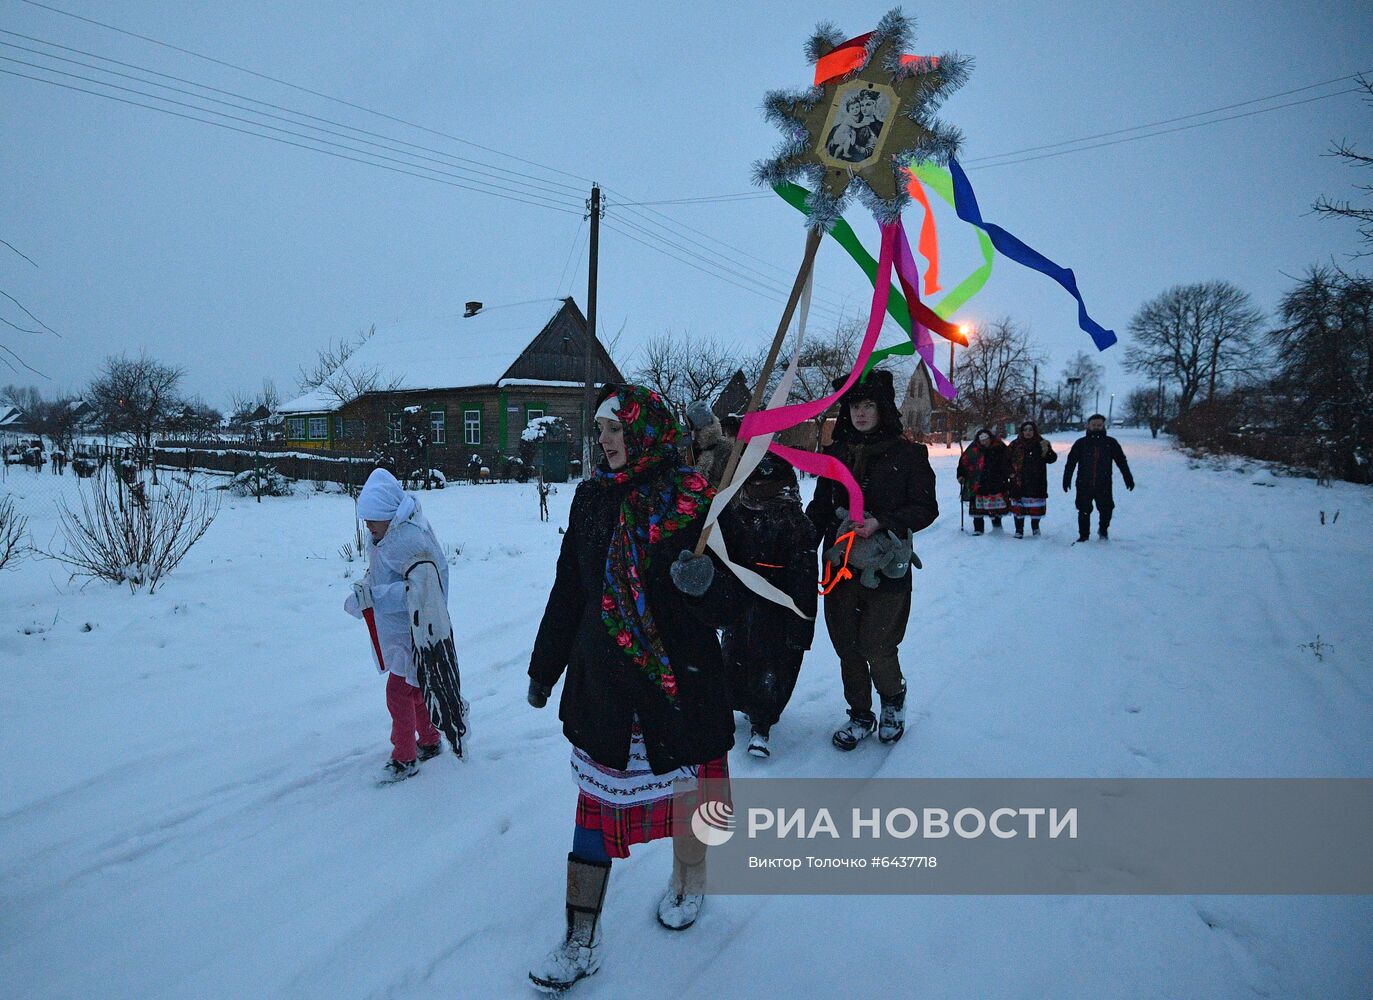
[670,549,715,597]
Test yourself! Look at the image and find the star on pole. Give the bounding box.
[756,8,971,228]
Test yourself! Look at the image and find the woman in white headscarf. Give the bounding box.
[344,468,466,782]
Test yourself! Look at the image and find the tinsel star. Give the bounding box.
[755,8,971,229]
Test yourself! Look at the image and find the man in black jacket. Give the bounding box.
[1062,414,1135,541]
[806,370,938,750]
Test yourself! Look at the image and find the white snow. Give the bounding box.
[1,431,1370,999]
[276,298,570,414]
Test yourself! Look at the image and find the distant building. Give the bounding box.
[900,362,933,435]
[274,298,622,478]
[0,404,32,438]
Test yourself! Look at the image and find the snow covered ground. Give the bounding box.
[2,431,1370,999]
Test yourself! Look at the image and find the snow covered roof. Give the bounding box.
[277,298,574,414]
[0,405,26,427]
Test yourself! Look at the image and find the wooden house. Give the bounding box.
[275,298,622,479]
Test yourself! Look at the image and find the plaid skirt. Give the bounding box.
[1010,496,1047,517]
[574,742,730,859]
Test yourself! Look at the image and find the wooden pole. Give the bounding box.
[582,184,601,478]
[694,226,824,556]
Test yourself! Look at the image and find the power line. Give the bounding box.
[555,216,586,298]
[0,66,585,216]
[604,213,847,324]
[970,87,1364,171]
[605,198,853,317]
[15,0,595,190]
[0,52,585,211]
[962,69,1372,164]
[0,29,588,199]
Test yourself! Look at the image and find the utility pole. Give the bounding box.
[1031,364,1038,426]
[581,183,602,477]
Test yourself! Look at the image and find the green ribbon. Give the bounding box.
[773,164,995,373]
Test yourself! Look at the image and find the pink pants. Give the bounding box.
[386,672,440,762]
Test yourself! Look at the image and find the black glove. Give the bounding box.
[1126,482,1135,492]
[527,680,551,708]
[669,549,715,597]
[1062,483,1070,493]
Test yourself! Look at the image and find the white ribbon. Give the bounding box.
[702,272,814,619]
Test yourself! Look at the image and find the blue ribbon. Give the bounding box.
[948,157,1117,351]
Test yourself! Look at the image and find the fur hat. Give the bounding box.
[831,369,903,442]
[685,399,717,432]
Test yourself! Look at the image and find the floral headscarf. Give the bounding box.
[596,384,715,700]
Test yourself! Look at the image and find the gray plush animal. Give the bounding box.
[822,507,920,589]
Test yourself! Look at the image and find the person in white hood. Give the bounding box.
[345,468,454,783]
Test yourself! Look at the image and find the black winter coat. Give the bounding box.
[529,477,738,774]
[1008,435,1057,498]
[806,434,939,594]
[1063,431,1134,496]
[722,494,818,652]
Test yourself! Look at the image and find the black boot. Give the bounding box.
[972,516,985,535]
[1098,515,1110,541]
[1077,513,1090,543]
[1031,518,1041,536]
[1013,516,1025,538]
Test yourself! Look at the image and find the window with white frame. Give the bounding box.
[308,416,328,440]
[388,413,402,443]
[430,409,446,444]
[287,416,306,440]
[526,408,545,425]
[334,416,345,440]
[464,409,481,445]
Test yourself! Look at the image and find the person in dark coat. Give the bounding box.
[806,369,939,751]
[720,454,818,760]
[1007,420,1057,538]
[1063,413,1135,541]
[527,383,738,991]
[956,427,1011,534]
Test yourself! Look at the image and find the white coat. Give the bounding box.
[345,500,450,686]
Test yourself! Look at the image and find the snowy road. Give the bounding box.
[2,431,1370,999]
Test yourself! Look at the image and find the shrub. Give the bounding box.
[49,467,219,592]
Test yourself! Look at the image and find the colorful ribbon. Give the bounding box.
[892,224,957,398]
[738,220,900,522]
[907,172,941,295]
[946,157,1117,351]
[908,161,995,320]
[772,182,967,350]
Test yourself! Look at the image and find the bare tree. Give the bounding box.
[1,383,42,413]
[1268,266,1373,482]
[1124,384,1175,437]
[1313,75,1373,256]
[33,396,85,453]
[1123,281,1264,414]
[1060,350,1104,420]
[87,352,187,457]
[953,317,1046,429]
[0,493,27,570]
[297,325,376,394]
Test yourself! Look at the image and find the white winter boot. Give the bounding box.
[530,854,610,993]
[656,836,707,930]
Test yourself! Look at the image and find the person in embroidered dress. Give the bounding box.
[526,384,738,993]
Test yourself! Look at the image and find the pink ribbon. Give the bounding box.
[737,220,900,522]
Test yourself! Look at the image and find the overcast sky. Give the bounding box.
[3,0,1370,413]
